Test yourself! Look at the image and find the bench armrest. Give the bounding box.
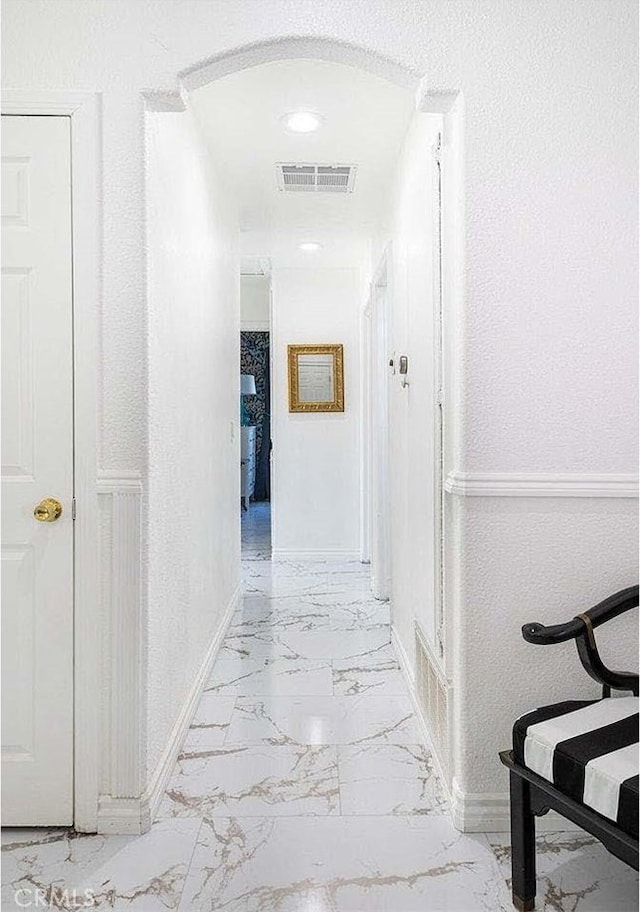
[521,585,639,696]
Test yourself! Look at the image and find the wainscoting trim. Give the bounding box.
[393,625,579,835]
[96,474,143,834]
[391,626,453,811]
[444,472,639,498]
[145,584,241,824]
[98,583,241,834]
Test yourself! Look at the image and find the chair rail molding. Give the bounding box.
[444,472,639,499]
[97,471,144,494]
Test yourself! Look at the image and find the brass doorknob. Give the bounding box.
[33,498,63,522]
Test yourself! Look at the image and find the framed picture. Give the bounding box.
[287,344,344,413]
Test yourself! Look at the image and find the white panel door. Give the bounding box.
[1,115,74,824]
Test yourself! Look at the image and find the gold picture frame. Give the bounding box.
[287,344,344,413]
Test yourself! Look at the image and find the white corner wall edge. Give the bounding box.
[271,549,362,562]
[390,626,453,810]
[444,472,639,498]
[97,582,241,835]
[450,780,581,834]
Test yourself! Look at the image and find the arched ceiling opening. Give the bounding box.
[189,57,419,261]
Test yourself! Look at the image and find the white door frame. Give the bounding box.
[2,91,101,831]
[432,131,445,656]
[369,248,392,601]
[359,300,372,563]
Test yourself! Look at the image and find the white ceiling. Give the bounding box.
[190,59,416,242]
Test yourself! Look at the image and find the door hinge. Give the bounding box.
[72,497,77,521]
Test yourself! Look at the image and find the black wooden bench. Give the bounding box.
[500,585,639,911]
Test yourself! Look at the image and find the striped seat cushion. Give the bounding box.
[513,697,639,838]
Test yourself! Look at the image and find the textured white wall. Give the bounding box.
[3,0,636,473]
[454,499,639,797]
[241,275,270,328]
[3,0,636,819]
[271,267,362,556]
[146,107,240,780]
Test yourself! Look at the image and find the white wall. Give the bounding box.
[383,113,443,665]
[241,275,270,330]
[455,499,638,802]
[146,107,240,781]
[271,267,362,558]
[3,0,636,831]
[378,98,638,826]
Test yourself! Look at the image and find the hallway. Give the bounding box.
[0,506,635,909]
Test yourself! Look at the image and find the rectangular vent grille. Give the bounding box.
[415,623,451,785]
[276,163,357,193]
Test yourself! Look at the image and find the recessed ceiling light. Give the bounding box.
[298,241,323,252]
[282,111,324,134]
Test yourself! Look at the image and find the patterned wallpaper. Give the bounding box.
[240,331,270,499]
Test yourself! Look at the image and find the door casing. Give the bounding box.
[2,91,101,832]
[368,248,392,601]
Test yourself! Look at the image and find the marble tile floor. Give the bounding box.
[241,501,271,560]
[2,510,637,910]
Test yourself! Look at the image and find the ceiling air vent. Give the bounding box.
[276,163,357,193]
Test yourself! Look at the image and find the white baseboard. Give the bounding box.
[390,624,415,688]
[450,780,509,832]
[97,795,152,835]
[97,584,240,835]
[144,583,241,823]
[271,549,362,562]
[450,779,580,834]
[390,626,453,810]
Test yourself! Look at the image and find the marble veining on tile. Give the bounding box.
[332,652,406,695]
[1,820,202,912]
[178,815,512,912]
[205,656,334,696]
[488,831,639,912]
[158,743,340,819]
[2,504,635,910]
[225,693,418,746]
[338,743,449,816]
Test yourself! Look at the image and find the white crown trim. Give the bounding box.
[444,472,639,498]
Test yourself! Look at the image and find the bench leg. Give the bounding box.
[510,771,536,911]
